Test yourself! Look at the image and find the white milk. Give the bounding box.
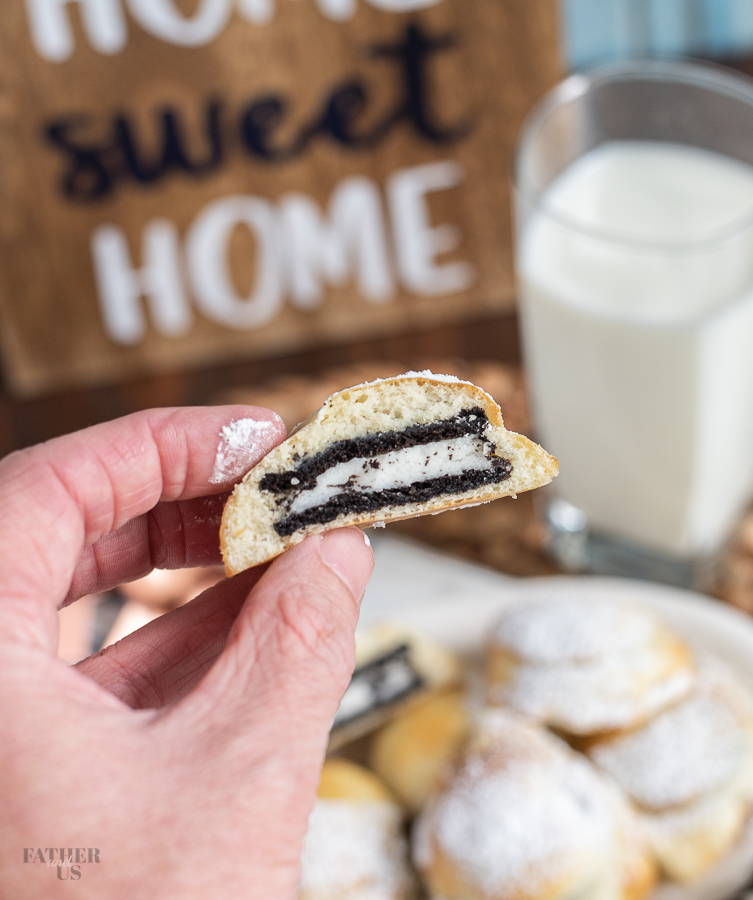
[519,141,753,556]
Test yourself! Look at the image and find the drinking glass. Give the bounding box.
[515,60,753,587]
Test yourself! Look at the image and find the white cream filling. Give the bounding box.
[289,435,496,516]
[334,655,418,726]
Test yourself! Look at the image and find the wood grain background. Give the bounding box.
[0,0,561,400]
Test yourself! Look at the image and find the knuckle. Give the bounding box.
[273,577,355,683]
[103,643,168,708]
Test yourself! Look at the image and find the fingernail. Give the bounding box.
[319,528,374,599]
[209,417,283,486]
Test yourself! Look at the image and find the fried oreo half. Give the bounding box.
[220,371,558,573]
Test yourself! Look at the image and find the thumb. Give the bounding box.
[173,527,374,766]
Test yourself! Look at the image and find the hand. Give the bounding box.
[0,407,374,899]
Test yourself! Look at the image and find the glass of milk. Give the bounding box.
[515,60,753,587]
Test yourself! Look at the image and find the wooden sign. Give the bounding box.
[0,0,561,398]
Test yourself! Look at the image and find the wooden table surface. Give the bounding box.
[0,312,522,454]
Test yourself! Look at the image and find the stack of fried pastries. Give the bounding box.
[300,593,753,899]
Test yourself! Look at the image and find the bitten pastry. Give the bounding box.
[299,759,416,900]
[369,689,471,814]
[221,372,558,573]
[413,710,656,900]
[486,591,695,736]
[329,624,463,752]
[586,657,753,882]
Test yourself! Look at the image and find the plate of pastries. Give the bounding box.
[301,572,753,900]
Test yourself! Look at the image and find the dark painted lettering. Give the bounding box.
[114,100,223,184]
[370,22,471,143]
[309,82,382,148]
[44,24,470,202]
[45,117,113,201]
[239,96,293,161]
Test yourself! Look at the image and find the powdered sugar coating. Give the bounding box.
[636,756,753,883]
[499,654,693,735]
[361,370,472,388]
[492,594,657,664]
[488,594,695,733]
[401,370,470,385]
[415,712,614,900]
[323,370,481,407]
[300,800,413,900]
[209,418,280,485]
[589,658,753,810]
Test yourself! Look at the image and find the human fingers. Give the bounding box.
[65,492,228,602]
[3,530,371,899]
[0,406,284,651]
[76,525,372,716]
[167,528,373,768]
[75,567,265,708]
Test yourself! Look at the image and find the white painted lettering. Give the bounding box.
[313,0,355,20]
[366,0,440,9]
[92,162,470,344]
[24,0,126,62]
[186,196,283,329]
[26,0,447,59]
[280,176,394,310]
[91,220,192,345]
[387,160,475,296]
[312,0,442,22]
[126,0,232,46]
[237,0,274,25]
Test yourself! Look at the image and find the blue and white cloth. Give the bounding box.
[562,0,753,70]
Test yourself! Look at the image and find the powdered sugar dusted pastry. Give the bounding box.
[369,689,471,814]
[586,657,753,882]
[299,759,416,900]
[485,592,695,736]
[329,624,463,752]
[221,372,558,573]
[412,710,656,900]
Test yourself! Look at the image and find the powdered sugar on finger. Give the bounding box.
[210,418,280,485]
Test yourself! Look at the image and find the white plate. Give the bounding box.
[360,535,753,900]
